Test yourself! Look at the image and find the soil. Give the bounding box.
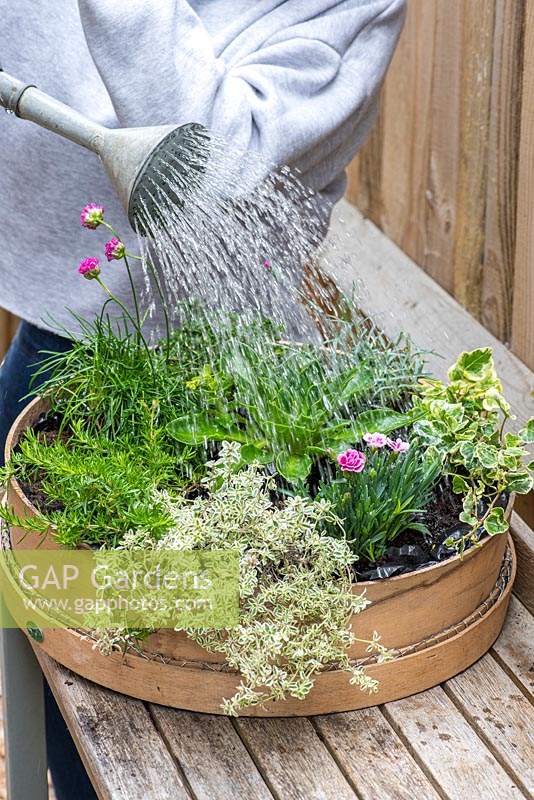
[20,480,64,514]
[15,411,69,514]
[16,411,508,582]
[352,488,461,581]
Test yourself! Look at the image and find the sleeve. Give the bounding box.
[78,0,405,180]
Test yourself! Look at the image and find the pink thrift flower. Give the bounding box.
[80,203,104,229]
[263,259,272,271]
[105,237,126,261]
[78,257,101,280]
[337,449,366,473]
[363,432,388,448]
[387,437,410,453]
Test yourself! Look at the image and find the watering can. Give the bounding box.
[0,67,209,229]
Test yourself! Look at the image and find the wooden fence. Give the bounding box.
[0,310,18,360]
[348,0,533,371]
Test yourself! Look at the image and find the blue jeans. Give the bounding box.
[0,321,97,800]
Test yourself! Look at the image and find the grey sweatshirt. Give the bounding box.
[0,0,404,336]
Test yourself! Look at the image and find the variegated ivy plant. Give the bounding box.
[412,348,534,548]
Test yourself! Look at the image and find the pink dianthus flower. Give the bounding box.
[363,432,388,448]
[387,437,410,453]
[337,449,366,473]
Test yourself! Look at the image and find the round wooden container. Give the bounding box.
[2,397,516,716]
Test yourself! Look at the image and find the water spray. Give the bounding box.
[0,67,209,230]
[0,68,327,336]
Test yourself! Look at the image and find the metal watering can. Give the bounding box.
[0,67,209,229]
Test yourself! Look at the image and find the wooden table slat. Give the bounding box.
[149,707,274,800]
[444,653,534,796]
[491,595,534,699]
[36,651,191,800]
[510,513,534,615]
[313,707,442,800]
[235,717,357,800]
[383,686,525,800]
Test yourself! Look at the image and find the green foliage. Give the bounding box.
[6,300,426,553]
[0,420,190,548]
[166,306,423,483]
[33,313,229,444]
[318,446,440,562]
[34,296,425,488]
[114,442,391,713]
[32,316,161,439]
[412,348,533,547]
[167,337,375,482]
[520,417,534,444]
[350,408,416,440]
[0,497,50,536]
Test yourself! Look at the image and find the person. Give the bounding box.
[0,1,405,796]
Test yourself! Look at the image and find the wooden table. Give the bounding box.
[9,584,528,800]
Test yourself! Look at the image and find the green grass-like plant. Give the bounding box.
[318,445,441,562]
[166,304,425,483]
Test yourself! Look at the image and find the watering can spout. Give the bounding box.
[0,67,209,230]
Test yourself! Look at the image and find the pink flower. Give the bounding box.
[105,237,126,261]
[263,259,272,271]
[363,432,388,448]
[80,203,104,229]
[387,437,410,453]
[78,257,101,280]
[337,449,366,473]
